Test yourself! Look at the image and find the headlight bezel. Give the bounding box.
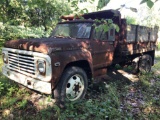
[2,53,8,64]
[37,60,46,75]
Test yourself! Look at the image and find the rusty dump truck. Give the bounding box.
[2,10,158,103]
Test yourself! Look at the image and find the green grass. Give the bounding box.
[153,56,160,74]
[0,55,160,120]
[158,42,160,50]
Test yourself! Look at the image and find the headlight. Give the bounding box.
[37,60,46,75]
[2,53,8,64]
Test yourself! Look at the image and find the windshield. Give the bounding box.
[51,22,92,39]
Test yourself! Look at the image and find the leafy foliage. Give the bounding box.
[137,6,160,27]
[93,19,120,33]
[97,0,110,10]
[140,0,154,8]
[0,0,76,46]
[0,24,49,40]
[126,16,137,25]
[0,0,72,30]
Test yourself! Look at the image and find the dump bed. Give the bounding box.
[119,19,158,56]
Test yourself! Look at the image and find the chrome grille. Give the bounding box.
[8,51,35,75]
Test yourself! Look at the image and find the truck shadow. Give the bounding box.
[87,66,139,98]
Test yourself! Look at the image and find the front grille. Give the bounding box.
[8,51,35,75]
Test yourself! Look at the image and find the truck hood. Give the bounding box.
[4,37,90,54]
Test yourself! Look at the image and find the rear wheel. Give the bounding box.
[131,57,140,74]
[139,55,152,73]
[54,66,88,107]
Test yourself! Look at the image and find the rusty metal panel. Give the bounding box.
[150,27,159,42]
[126,25,136,42]
[137,26,149,42]
[93,68,107,78]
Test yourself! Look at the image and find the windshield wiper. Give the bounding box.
[65,36,72,39]
[53,35,73,39]
[53,35,65,38]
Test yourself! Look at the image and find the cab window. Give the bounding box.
[93,25,115,41]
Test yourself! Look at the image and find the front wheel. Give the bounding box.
[54,66,88,106]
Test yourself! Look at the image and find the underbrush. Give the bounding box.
[0,23,51,41]
[0,56,160,120]
[0,23,52,53]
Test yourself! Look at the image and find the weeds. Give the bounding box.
[0,55,160,119]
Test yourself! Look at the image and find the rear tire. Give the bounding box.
[54,66,88,107]
[139,55,152,73]
[132,57,140,74]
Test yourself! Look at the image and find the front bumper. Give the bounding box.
[2,48,52,94]
[2,65,51,94]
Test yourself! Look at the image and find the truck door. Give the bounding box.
[91,26,115,70]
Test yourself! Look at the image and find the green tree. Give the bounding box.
[0,0,72,30]
[126,16,137,25]
[138,6,160,27]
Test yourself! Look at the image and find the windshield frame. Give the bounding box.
[50,20,94,39]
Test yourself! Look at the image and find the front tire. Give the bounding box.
[54,66,88,106]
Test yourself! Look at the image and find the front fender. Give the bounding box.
[50,49,93,90]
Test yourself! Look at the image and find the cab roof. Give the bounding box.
[61,9,121,21]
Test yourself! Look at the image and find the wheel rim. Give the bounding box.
[66,74,84,101]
